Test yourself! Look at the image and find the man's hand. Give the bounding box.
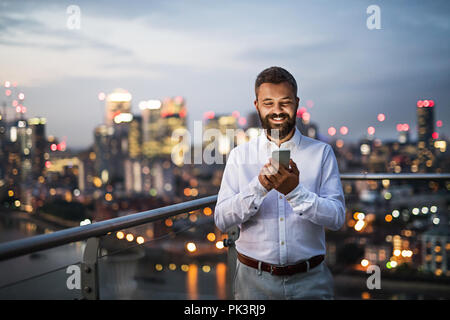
[264,158,300,195]
[258,162,275,192]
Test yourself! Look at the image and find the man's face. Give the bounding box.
[254,82,299,140]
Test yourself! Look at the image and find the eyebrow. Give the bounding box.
[262,96,292,102]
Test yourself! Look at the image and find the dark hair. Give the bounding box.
[255,66,298,99]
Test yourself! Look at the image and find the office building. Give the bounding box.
[28,117,47,180]
[105,89,132,127]
[416,99,436,172]
[140,97,187,161]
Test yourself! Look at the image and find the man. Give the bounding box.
[214,66,346,299]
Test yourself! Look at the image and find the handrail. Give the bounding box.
[0,173,448,262]
[0,195,217,261]
[340,173,450,180]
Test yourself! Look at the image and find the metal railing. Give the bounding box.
[340,173,450,181]
[0,173,449,299]
[0,195,218,299]
[0,195,218,261]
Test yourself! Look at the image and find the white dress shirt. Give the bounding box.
[214,127,346,265]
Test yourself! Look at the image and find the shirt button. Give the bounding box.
[279,195,283,199]
[281,241,285,245]
[280,218,284,222]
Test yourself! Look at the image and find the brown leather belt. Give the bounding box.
[237,251,324,276]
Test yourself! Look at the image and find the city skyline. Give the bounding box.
[1,85,446,151]
[1,0,449,149]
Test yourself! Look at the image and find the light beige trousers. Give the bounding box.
[234,259,334,300]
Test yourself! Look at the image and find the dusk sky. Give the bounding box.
[1,0,449,149]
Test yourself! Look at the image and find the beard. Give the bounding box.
[258,108,297,140]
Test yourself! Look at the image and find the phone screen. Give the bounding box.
[272,149,290,168]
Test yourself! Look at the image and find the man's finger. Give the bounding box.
[290,159,299,175]
[264,172,277,184]
[269,158,280,172]
[263,168,276,183]
[269,158,285,177]
[262,165,273,176]
[261,175,273,189]
[277,161,289,175]
[266,163,279,176]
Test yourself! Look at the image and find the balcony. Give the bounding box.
[0,173,449,300]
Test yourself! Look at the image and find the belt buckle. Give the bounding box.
[269,265,274,275]
[305,260,310,272]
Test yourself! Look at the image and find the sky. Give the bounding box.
[0,0,449,149]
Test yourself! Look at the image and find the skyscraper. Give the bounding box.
[96,89,134,184]
[140,99,163,158]
[296,108,319,139]
[105,89,132,127]
[416,99,436,172]
[93,125,113,184]
[128,115,142,159]
[28,117,47,180]
[397,123,410,144]
[159,97,187,157]
[140,97,187,160]
[0,112,6,181]
[203,112,238,158]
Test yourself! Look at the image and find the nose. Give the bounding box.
[272,101,284,114]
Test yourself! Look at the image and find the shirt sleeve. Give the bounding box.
[285,145,346,231]
[214,148,269,232]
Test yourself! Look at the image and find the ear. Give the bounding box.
[254,99,258,110]
[295,97,300,107]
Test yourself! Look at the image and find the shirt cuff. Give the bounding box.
[242,175,269,213]
[285,183,316,217]
[285,182,308,201]
[247,175,268,196]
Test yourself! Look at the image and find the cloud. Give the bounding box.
[0,3,257,86]
[0,0,449,148]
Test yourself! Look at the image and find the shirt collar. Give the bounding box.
[258,126,302,151]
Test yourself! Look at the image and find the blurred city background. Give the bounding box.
[0,0,449,300]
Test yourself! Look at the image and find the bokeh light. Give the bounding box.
[186,242,197,252]
[328,127,336,136]
[340,126,348,135]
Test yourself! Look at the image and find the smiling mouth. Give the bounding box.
[270,116,287,123]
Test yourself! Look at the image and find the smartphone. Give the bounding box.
[272,149,290,169]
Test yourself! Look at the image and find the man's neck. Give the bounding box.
[266,128,295,147]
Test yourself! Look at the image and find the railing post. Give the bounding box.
[224,226,240,300]
[81,237,100,300]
